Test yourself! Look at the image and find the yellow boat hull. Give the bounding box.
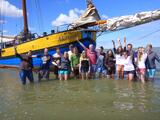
[0,30,96,67]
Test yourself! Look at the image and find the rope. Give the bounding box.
[96,27,160,42]
[134,29,160,41]
[0,0,5,43]
[35,0,44,33]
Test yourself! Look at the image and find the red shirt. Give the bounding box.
[86,49,97,65]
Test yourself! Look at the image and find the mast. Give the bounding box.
[22,0,29,35]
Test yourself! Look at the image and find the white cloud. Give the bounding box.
[0,19,7,24]
[3,30,7,33]
[0,0,23,17]
[29,27,36,32]
[0,29,7,33]
[102,14,108,19]
[51,8,84,26]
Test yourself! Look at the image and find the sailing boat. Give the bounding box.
[0,0,98,68]
[0,0,160,68]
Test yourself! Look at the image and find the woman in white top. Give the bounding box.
[123,51,135,81]
[68,44,74,61]
[112,39,125,79]
[137,47,147,83]
[52,48,62,79]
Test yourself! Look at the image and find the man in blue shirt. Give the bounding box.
[146,44,160,80]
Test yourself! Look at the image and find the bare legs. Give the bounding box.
[126,73,134,81]
[116,65,124,79]
[107,74,115,79]
[81,72,89,80]
[59,74,68,81]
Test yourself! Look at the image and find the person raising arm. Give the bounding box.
[112,38,124,79]
[14,46,34,85]
[77,39,97,79]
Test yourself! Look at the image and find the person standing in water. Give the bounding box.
[79,51,90,80]
[37,48,52,81]
[14,46,34,85]
[137,47,147,83]
[124,37,138,80]
[70,47,80,79]
[77,40,97,79]
[58,52,70,81]
[112,38,125,79]
[146,44,160,80]
[123,51,135,81]
[68,44,74,61]
[67,44,74,77]
[105,49,116,79]
[96,47,106,78]
[52,48,62,79]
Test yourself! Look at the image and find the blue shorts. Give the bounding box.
[147,69,156,78]
[96,67,106,74]
[90,64,96,73]
[59,70,69,75]
[19,70,34,85]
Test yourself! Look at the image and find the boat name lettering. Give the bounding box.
[59,34,78,41]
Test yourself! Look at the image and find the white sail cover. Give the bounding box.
[71,0,101,28]
[71,0,160,31]
[0,35,14,43]
[101,10,160,31]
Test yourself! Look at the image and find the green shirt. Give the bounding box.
[70,54,79,68]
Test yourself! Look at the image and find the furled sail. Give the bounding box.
[71,0,160,31]
[101,10,160,31]
[71,0,101,28]
[0,35,14,43]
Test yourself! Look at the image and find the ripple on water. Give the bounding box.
[113,102,134,111]
[0,70,160,120]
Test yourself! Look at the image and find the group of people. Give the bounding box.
[111,38,160,83]
[14,37,160,85]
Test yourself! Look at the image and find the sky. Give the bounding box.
[0,0,160,48]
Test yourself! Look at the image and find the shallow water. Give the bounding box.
[0,69,160,120]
